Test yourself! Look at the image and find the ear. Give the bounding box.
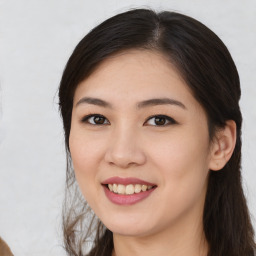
[209,120,237,171]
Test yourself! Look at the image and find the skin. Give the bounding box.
[69,50,236,256]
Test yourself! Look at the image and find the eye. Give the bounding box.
[81,114,109,125]
[145,115,177,126]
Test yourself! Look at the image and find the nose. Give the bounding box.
[104,126,146,169]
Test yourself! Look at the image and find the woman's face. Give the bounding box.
[69,50,215,237]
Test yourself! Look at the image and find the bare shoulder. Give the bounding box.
[0,237,14,256]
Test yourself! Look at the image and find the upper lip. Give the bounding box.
[102,176,156,186]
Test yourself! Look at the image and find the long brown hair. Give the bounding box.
[58,9,256,256]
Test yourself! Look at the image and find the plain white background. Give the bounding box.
[0,0,255,255]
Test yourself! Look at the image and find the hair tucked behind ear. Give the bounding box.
[58,8,256,256]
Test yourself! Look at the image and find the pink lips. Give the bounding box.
[102,176,157,205]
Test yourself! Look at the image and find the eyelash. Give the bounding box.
[81,114,177,126]
[81,114,110,125]
[145,114,177,126]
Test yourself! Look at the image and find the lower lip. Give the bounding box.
[103,186,156,205]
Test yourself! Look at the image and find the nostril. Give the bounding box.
[104,142,147,168]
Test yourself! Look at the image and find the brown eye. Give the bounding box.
[155,117,166,125]
[145,115,176,126]
[93,116,105,124]
[82,114,109,125]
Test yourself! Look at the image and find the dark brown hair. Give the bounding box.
[58,8,256,256]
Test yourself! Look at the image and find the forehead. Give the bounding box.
[73,49,200,112]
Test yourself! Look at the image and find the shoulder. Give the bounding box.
[0,237,14,256]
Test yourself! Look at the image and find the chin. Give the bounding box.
[103,217,155,237]
[110,226,151,237]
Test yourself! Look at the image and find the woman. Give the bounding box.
[58,8,256,256]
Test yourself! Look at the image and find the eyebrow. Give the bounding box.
[76,97,112,108]
[76,97,186,110]
[137,98,186,109]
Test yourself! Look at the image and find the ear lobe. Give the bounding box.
[209,120,237,171]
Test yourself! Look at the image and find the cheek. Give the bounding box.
[69,124,106,166]
[69,131,105,197]
[150,127,210,172]
[150,128,210,202]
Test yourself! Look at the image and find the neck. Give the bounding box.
[112,213,208,256]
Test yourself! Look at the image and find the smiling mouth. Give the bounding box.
[106,183,156,195]
[102,177,157,205]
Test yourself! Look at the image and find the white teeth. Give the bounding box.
[126,184,135,195]
[117,184,126,194]
[108,184,113,192]
[141,185,147,192]
[107,183,154,195]
[113,184,118,193]
[134,184,142,193]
